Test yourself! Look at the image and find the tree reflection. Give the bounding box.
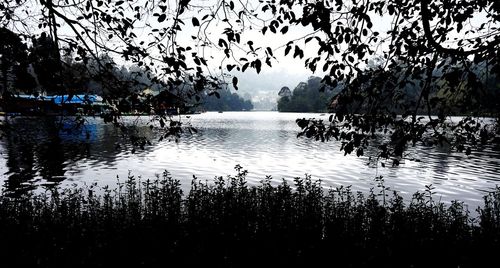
[0,116,137,194]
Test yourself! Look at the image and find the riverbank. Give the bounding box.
[0,168,498,267]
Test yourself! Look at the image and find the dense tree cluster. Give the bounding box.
[0,28,36,95]
[277,76,336,113]
[200,88,253,111]
[0,28,158,97]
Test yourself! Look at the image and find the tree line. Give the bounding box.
[0,28,251,114]
[277,76,337,113]
[199,88,253,112]
[280,60,500,116]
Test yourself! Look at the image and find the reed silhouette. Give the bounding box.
[0,166,498,267]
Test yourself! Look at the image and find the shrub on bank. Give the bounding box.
[0,166,499,267]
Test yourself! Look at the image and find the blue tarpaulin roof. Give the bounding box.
[16,94,99,104]
[51,95,98,104]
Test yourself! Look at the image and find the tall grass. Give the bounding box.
[0,166,499,267]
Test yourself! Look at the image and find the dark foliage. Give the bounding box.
[277,76,335,112]
[0,167,499,267]
[200,88,253,111]
[0,28,36,94]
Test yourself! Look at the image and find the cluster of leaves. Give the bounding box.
[297,65,499,165]
[265,1,500,161]
[0,166,499,267]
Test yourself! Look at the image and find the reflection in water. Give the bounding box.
[3,118,67,194]
[0,116,142,195]
[0,112,499,210]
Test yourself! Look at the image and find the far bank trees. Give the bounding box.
[277,76,335,113]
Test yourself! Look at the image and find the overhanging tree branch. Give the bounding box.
[421,0,500,57]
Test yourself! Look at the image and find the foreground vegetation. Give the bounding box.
[0,167,499,267]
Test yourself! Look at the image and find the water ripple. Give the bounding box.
[0,112,499,210]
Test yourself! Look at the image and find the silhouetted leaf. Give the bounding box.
[218,38,228,48]
[269,25,276,33]
[265,57,272,67]
[293,46,303,58]
[192,17,200,27]
[285,45,291,56]
[242,62,249,72]
[158,14,166,22]
[254,59,262,73]
[232,76,238,90]
[266,47,273,56]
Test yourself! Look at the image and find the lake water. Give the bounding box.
[1,111,499,210]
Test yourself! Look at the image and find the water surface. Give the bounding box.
[1,112,499,210]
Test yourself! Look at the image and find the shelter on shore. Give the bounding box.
[0,94,107,115]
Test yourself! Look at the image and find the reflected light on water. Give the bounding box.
[0,112,499,210]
